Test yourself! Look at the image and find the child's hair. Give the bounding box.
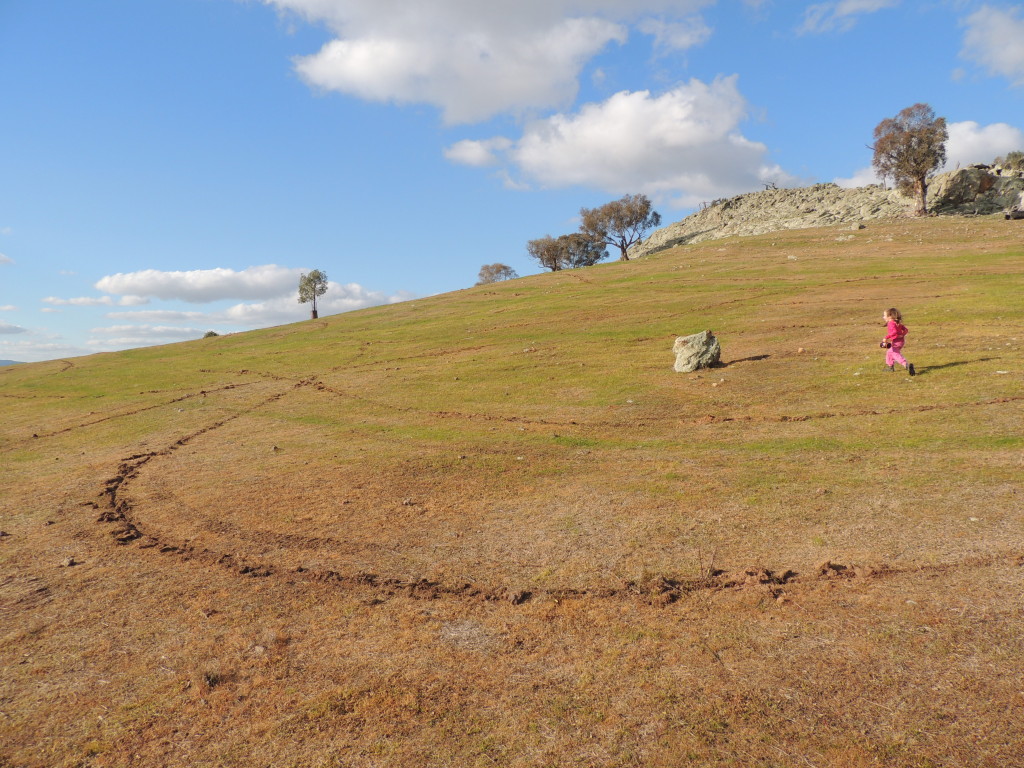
[884,307,902,323]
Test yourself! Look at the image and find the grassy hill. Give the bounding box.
[2,216,1022,767]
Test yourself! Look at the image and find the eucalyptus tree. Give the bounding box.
[872,103,948,216]
[298,269,329,319]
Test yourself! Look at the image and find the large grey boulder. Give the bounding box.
[673,330,721,372]
[929,169,1024,214]
[928,168,994,206]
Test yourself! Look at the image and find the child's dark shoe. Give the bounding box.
[908,363,916,376]
[885,365,894,372]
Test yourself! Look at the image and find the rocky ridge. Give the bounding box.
[631,164,1024,258]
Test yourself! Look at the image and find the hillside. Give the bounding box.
[1,217,1022,767]
[632,165,1024,257]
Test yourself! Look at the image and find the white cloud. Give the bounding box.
[0,339,86,362]
[104,310,209,323]
[637,16,712,51]
[834,165,883,188]
[0,321,27,334]
[94,265,302,303]
[267,0,713,123]
[90,325,208,339]
[218,281,409,326]
[799,0,898,35]
[961,6,1024,85]
[944,120,1024,168]
[446,76,802,207]
[42,295,150,307]
[0,253,13,264]
[443,138,513,167]
[85,325,220,351]
[104,281,412,329]
[0,305,16,311]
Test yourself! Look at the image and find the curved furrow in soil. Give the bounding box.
[91,385,1024,608]
[96,457,1024,607]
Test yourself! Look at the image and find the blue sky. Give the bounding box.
[2,0,1023,362]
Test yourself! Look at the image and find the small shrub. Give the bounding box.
[198,659,227,688]
[203,330,219,338]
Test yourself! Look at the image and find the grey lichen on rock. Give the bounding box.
[673,330,721,373]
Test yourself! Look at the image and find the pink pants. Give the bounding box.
[886,340,908,367]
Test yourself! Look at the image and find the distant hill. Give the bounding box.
[0,359,23,366]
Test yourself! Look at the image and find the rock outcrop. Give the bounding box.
[928,165,1024,214]
[631,165,1024,258]
[673,330,721,373]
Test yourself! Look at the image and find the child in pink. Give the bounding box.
[882,307,915,376]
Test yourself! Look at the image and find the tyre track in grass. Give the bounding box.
[298,372,1024,431]
[87,379,794,606]
[90,380,1024,608]
[0,381,265,453]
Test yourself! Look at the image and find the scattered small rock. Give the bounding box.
[59,557,78,567]
[797,347,806,354]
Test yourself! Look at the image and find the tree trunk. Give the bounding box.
[913,177,928,216]
[311,308,318,319]
[618,244,630,261]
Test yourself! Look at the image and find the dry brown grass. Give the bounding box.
[1,216,1022,767]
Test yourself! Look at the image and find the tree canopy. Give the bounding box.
[527,234,607,272]
[475,263,519,285]
[298,269,329,319]
[872,103,948,216]
[579,194,661,261]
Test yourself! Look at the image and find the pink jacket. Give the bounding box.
[885,320,908,342]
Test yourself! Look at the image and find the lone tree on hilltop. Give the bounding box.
[298,269,328,319]
[475,263,519,285]
[579,193,661,261]
[872,103,948,216]
[527,233,607,272]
